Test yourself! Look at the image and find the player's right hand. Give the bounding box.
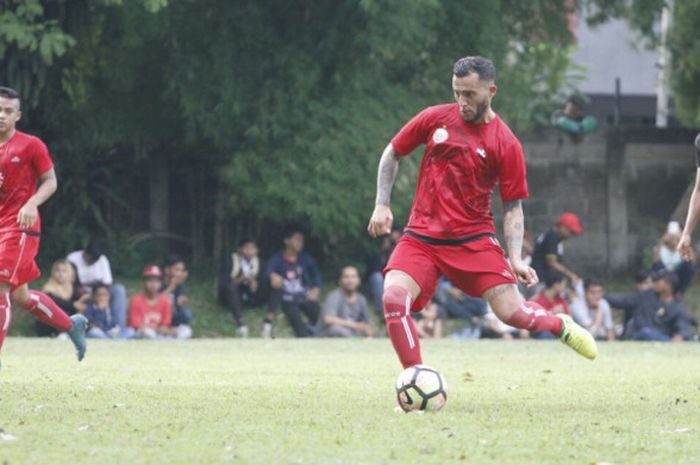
[367,204,393,238]
[678,232,693,261]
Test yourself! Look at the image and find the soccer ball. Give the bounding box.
[395,365,448,412]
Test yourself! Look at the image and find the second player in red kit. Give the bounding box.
[367,57,597,368]
[0,86,87,366]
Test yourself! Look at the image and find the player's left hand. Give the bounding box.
[17,202,38,229]
[678,232,693,261]
[511,262,538,287]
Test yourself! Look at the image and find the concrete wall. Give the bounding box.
[496,128,697,276]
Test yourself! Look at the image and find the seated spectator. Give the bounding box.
[652,221,696,295]
[366,229,400,315]
[413,301,443,339]
[435,277,487,321]
[161,255,193,330]
[570,278,614,341]
[529,271,570,339]
[36,259,89,336]
[480,304,519,340]
[607,270,693,342]
[84,284,135,339]
[263,229,321,338]
[552,95,598,144]
[67,240,128,329]
[316,266,373,338]
[128,265,191,340]
[530,213,583,288]
[218,239,261,337]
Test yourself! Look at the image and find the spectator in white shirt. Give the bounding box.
[67,241,128,329]
[570,277,615,341]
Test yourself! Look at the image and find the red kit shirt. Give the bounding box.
[391,103,528,239]
[0,131,54,234]
[128,293,172,329]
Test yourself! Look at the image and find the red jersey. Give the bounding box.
[531,293,571,316]
[128,293,172,329]
[391,103,528,239]
[0,131,54,233]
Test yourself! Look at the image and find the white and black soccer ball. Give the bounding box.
[395,365,448,413]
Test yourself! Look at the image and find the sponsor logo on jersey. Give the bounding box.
[476,147,487,158]
[432,127,449,144]
[0,269,9,277]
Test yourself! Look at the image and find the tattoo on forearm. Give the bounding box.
[375,145,400,206]
[502,200,524,260]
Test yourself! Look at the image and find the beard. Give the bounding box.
[461,98,489,123]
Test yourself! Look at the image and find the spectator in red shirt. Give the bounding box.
[128,266,191,339]
[529,271,570,339]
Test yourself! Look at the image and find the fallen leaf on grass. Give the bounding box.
[661,428,691,434]
[508,385,520,390]
[462,372,474,382]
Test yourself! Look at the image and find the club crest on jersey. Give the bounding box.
[10,156,20,163]
[476,147,487,158]
[432,128,448,144]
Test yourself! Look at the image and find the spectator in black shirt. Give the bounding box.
[531,212,583,285]
[606,269,693,342]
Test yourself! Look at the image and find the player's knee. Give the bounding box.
[382,285,409,322]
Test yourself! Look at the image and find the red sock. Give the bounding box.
[22,291,73,332]
[383,286,422,368]
[506,301,563,336]
[0,293,11,353]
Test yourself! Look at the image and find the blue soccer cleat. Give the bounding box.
[67,314,88,361]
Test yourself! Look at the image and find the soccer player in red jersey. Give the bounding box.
[367,57,597,367]
[0,86,87,365]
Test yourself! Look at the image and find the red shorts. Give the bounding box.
[384,234,517,312]
[0,231,41,290]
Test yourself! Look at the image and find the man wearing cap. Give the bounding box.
[128,265,191,339]
[530,212,584,285]
[678,133,700,261]
[606,269,693,342]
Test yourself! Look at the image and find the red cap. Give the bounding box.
[142,265,163,278]
[558,212,583,234]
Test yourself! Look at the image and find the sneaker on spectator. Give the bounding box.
[261,321,272,339]
[236,325,249,338]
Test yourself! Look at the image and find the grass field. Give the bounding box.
[0,338,698,465]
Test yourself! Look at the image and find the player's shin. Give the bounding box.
[505,301,563,335]
[383,285,422,368]
[0,293,11,352]
[22,291,73,332]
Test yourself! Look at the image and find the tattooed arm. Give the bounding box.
[367,144,400,237]
[503,200,538,286]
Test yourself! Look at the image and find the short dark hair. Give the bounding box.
[584,277,604,290]
[92,282,110,296]
[238,237,256,248]
[164,254,185,269]
[568,95,586,110]
[544,271,566,288]
[0,86,20,104]
[85,240,105,260]
[283,228,304,240]
[453,56,496,81]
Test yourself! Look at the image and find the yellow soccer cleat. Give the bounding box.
[557,314,597,360]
